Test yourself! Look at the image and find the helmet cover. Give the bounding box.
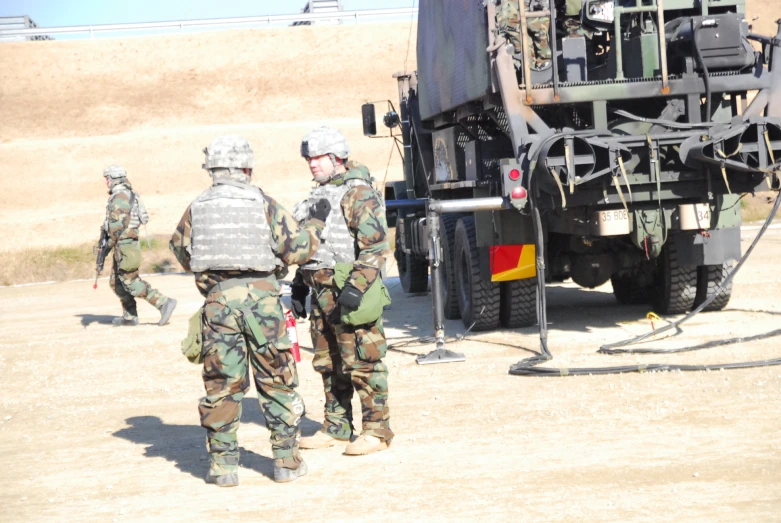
[203,135,254,170]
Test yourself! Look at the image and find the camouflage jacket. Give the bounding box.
[170,191,325,296]
[103,182,139,249]
[310,161,391,294]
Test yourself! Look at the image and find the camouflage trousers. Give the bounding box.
[200,278,305,476]
[497,0,552,70]
[109,242,167,319]
[305,270,393,443]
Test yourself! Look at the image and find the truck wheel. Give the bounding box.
[454,216,500,331]
[610,274,650,305]
[693,262,734,311]
[397,235,429,294]
[500,278,537,328]
[650,239,698,315]
[440,214,461,319]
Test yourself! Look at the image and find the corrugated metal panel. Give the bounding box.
[0,16,52,41]
[0,17,30,26]
[303,1,343,13]
[417,0,492,121]
[294,0,343,25]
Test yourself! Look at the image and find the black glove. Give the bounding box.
[337,283,364,310]
[309,198,331,222]
[290,270,310,319]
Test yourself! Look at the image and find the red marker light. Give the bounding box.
[511,186,528,199]
[508,169,521,181]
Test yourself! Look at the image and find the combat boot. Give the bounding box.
[112,317,139,327]
[344,434,389,456]
[299,430,349,449]
[205,472,239,487]
[158,298,177,326]
[273,459,308,483]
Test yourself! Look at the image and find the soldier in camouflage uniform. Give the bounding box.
[101,165,177,327]
[497,0,552,71]
[169,135,331,487]
[292,127,394,456]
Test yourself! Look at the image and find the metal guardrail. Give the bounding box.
[0,7,418,38]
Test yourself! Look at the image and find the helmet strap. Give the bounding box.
[330,154,348,175]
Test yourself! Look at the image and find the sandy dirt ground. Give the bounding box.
[1,230,780,522]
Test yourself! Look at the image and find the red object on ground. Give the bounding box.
[285,310,301,362]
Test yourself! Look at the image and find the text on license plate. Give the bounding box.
[593,209,631,236]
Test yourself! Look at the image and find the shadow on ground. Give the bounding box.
[277,274,781,364]
[113,416,212,481]
[75,314,161,328]
[371,277,657,354]
[113,401,323,482]
[75,314,116,328]
[279,276,651,359]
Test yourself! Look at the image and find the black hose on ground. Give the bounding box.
[599,189,781,353]
[509,182,781,377]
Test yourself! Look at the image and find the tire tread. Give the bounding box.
[455,217,500,331]
[501,278,537,328]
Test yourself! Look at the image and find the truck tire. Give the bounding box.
[440,214,461,319]
[500,278,537,328]
[397,235,429,294]
[610,274,650,305]
[651,239,698,315]
[454,216,500,331]
[693,262,734,311]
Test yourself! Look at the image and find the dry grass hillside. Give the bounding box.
[0,22,417,251]
[0,1,778,254]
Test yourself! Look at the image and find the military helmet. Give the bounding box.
[300,126,350,160]
[103,165,127,180]
[202,135,254,170]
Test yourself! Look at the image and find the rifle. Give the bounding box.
[93,228,111,289]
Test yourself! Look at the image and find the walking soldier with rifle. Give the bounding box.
[97,165,177,326]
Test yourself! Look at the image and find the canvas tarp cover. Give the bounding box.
[417,0,493,121]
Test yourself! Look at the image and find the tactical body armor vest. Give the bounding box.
[103,186,148,233]
[302,178,371,271]
[189,180,277,273]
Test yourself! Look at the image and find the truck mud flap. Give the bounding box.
[672,228,742,267]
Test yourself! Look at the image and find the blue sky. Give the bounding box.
[1,0,416,27]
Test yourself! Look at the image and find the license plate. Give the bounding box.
[679,203,711,230]
[593,209,630,236]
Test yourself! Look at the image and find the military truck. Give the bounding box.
[363,0,781,343]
